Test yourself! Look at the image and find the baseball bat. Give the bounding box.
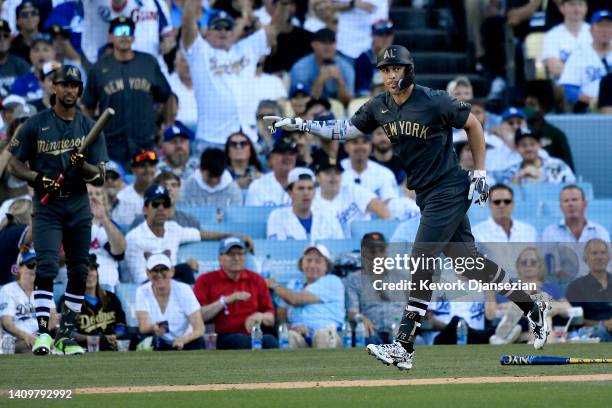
[500,355,612,366]
[41,108,115,205]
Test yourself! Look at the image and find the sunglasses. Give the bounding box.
[133,150,158,164]
[519,259,538,267]
[112,25,133,37]
[150,200,171,209]
[211,24,233,31]
[150,267,169,274]
[105,172,120,181]
[19,10,39,18]
[229,140,249,149]
[492,199,512,206]
[23,261,37,269]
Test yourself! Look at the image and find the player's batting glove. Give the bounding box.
[262,116,308,133]
[468,170,489,207]
[34,173,60,196]
[69,149,85,169]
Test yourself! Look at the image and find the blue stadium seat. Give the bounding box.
[201,222,267,239]
[53,282,67,309]
[351,220,401,241]
[176,206,216,225]
[514,182,593,202]
[178,241,219,263]
[467,204,490,224]
[115,283,140,327]
[223,206,275,224]
[317,239,360,259]
[588,200,612,235]
[254,239,308,260]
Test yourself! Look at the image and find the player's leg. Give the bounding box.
[443,217,550,349]
[31,202,63,355]
[54,198,92,355]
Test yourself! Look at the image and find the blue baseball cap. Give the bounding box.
[208,10,235,27]
[289,82,311,98]
[219,236,245,255]
[163,121,194,142]
[16,248,36,266]
[105,160,126,181]
[144,184,171,205]
[590,10,612,24]
[501,107,526,122]
[372,19,394,35]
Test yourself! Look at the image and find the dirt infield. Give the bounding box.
[74,374,612,395]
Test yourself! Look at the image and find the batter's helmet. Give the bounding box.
[376,45,415,90]
[52,65,83,96]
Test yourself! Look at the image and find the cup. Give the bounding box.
[204,333,217,350]
[116,339,130,352]
[87,335,100,352]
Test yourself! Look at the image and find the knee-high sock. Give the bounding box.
[64,276,86,313]
[33,277,54,334]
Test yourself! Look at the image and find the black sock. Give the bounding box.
[33,277,54,335]
[506,288,535,316]
[396,309,422,353]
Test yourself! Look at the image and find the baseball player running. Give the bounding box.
[7,65,108,355]
[266,45,550,370]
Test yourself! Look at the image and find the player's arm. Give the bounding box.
[270,285,320,306]
[7,155,37,184]
[263,116,364,141]
[181,0,200,49]
[464,113,486,170]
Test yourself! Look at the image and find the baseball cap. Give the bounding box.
[287,167,315,187]
[163,121,194,142]
[31,33,52,47]
[361,232,387,247]
[289,82,311,98]
[48,24,70,38]
[303,244,332,262]
[515,128,541,145]
[1,94,26,110]
[88,253,99,269]
[132,149,159,167]
[313,154,343,173]
[219,236,246,255]
[590,10,612,24]
[0,19,11,34]
[305,98,332,113]
[208,10,235,27]
[16,248,36,266]
[16,1,37,15]
[12,103,37,120]
[501,107,526,122]
[146,252,172,270]
[312,28,336,43]
[144,184,171,205]
[41,61,62,79]
[271,134,299,154]
[109,16,135,35]
[105,160,126,180]
[372,19,394,35]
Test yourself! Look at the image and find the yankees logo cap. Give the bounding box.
[144,184,171,205]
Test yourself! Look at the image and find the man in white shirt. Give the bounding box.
[333,0,389,59]
[125,184,253,283]
[542,185,611,243]
[542,0,591,81]
[267,167,344,241]
[81,0,173,63]
[473,183,537,243]
[559,10,612,108]
[246,134,298,206]
[313,154,390,237]
[181,3,283,152]
[341,134,398,203]
[112,149,159,226]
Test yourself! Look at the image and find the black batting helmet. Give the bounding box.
[376,45,413,69]
[52,65,83,96]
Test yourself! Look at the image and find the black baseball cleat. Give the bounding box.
[527,298,551,350]
[53,307,84,355]
[367,342,414,370]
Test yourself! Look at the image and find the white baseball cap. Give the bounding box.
[303,243,332,262]
[146,252,172,270]
[287,167,315,187]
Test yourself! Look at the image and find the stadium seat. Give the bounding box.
[389,7,429,29]
[115,283,140,327]
[53,282,67,309]
[317,239,360,259]
[178,241,219,263]
[467,204,490,224]
[223,206,274,224]
[347,97,369,117]
[254,239,308,260]
[514,182,593,203]
[351,220,401,241]
[176,206,216,225]
[201,222,267,239]
[525,32,546,80]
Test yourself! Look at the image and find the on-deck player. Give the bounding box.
[7,65,108,356]
[265,45,551,371]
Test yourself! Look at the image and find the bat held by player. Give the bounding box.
[41,108,115,205]
[500,355,612,366]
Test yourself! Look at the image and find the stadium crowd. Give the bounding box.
[0,0,611,352]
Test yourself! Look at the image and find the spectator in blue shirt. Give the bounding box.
[268,244,345,348]
[354,19,394,97]
[11,33,56,102]
[289,28,354,105]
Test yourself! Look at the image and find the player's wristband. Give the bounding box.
[472,170,487,178]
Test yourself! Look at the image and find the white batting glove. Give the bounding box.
[468,170,489,207]
[262,116,307,133]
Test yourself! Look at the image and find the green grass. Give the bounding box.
[2,383,611,408]
[0,343,610,390]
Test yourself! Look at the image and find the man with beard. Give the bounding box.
[0,20,29,99]
[157,121,199,181]
[369,126,405,185]
[7,65,108,355]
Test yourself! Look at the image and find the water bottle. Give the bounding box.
[251,321,263,350]
[355,317,366,348]
[260,254,272,279]
[341,320,352,348]
[278,322,289,349]
[456,318,468,345]
[215,207,224,224]
[390,318,400,343]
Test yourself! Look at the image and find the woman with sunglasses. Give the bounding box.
[224,132,263,189]
[0,249,58,353]
[135,251,205,351]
